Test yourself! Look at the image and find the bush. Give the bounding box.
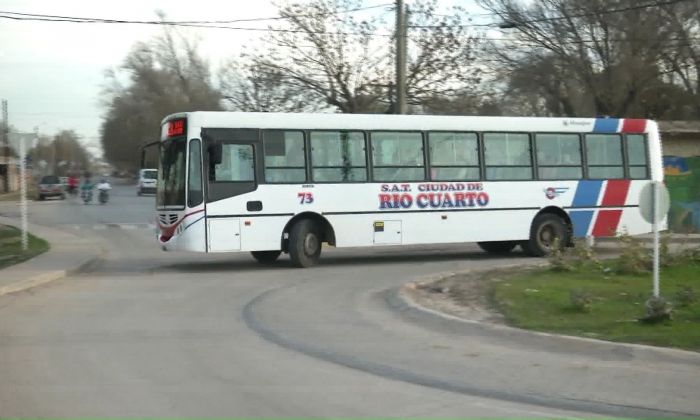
[617,232,650,275]
[548,238,574,272]
[570,289,593,312]
[639,296,673,323]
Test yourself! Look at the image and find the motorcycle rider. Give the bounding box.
[97,178,111,204]
[80,173,94,203]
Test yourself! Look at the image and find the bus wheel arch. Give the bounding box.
[521,207,572,256]
[282,212,336,266]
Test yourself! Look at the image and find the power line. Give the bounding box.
[411,0,692,29]
[500,0,692,26]
[0,3,392,25]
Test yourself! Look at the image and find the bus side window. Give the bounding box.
[371,131,425,182]
[263,130,306,183]
[626,134,648,179]
[428,132,480,181]
[212,144,255,182]
[311,131,367,182]
[484,132,533,180]
[535,133,582,180]
[585,134,624,179]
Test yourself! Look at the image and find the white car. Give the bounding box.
[137,169,157,196]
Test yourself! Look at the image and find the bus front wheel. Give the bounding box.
[477,241,517,254]
[289,219,322,268]
[251,250,281,264]
[521,213,567,257]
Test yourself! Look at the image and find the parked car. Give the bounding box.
[37,175,66,200]
[137,169,158,196]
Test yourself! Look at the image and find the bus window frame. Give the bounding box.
[262,129,308,184]
[583,133,625,180]
[482,131,534,182]
[307,129,369,184]
[624,133,650,180]
[533,132,585,181]
[426,130,481,182]
[369,130,427,183]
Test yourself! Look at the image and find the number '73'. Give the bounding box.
[297,192,314,204]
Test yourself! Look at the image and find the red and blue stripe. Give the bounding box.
[566,118,645,237]
[569,180,631,237]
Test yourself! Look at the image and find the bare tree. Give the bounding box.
[478,0,696,119]
[220,0,481,114]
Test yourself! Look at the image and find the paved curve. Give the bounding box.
[0,183,698,417]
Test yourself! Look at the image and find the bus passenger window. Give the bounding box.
[626,134,648,179]
[428,132,480,181]
[535,133,582,180]
[585,134,623,179]
[311,131,367,182]
[371,132,425,182]
[213,144,254,182]
[263,130,306,183]
[484,133,532,180]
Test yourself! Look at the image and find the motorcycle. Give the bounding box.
[97,181,111,205]
[98,189,109,204]
[82,189,93,204]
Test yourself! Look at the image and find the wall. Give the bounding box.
[664,156,700,232]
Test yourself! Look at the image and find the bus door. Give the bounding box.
[203,129,260,252]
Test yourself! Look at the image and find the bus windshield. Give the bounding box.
[157,138,186,208]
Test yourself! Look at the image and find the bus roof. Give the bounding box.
[163,112,655,135]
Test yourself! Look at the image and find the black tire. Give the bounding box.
[251,250,281,264]
[521,213,568,257]
[38,194,44,201]
[60,194,66,200]
[137,189,142,196]
[477,241,517,254]
[288,219,322,268]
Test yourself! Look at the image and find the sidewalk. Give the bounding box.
[0,215,104,296]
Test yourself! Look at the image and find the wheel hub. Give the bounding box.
[304,234,319,256]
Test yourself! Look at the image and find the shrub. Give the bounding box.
[570,289,593,312]
[639,296,673,323]
[548,238,574,272]
[617,231,650,275]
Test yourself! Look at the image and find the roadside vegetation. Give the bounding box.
[0,224,49,269]
[493,236,700,351]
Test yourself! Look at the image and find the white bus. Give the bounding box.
[153,112,662,267]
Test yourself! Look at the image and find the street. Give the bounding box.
[0,182,698,418]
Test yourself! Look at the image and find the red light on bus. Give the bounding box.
[167,119,186,137]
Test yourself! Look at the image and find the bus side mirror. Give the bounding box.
[209,142,222,165]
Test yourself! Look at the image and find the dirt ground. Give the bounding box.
[401,264,546,324]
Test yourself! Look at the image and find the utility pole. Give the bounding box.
[395,0,407,114]
[2,100,9,193]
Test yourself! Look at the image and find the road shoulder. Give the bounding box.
[0,215,104,296]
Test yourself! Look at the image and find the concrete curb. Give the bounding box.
[0,216,104,297]
[395,267,700,361]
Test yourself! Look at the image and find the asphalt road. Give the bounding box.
[0,182,698,417]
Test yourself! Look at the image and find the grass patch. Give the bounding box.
[0,224,49,269]
[492,257,700,351]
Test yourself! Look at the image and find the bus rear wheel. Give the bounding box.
[289,219,322,268]
[521,213,568,257]
[251,250,281,264]
[477,241,517,254]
